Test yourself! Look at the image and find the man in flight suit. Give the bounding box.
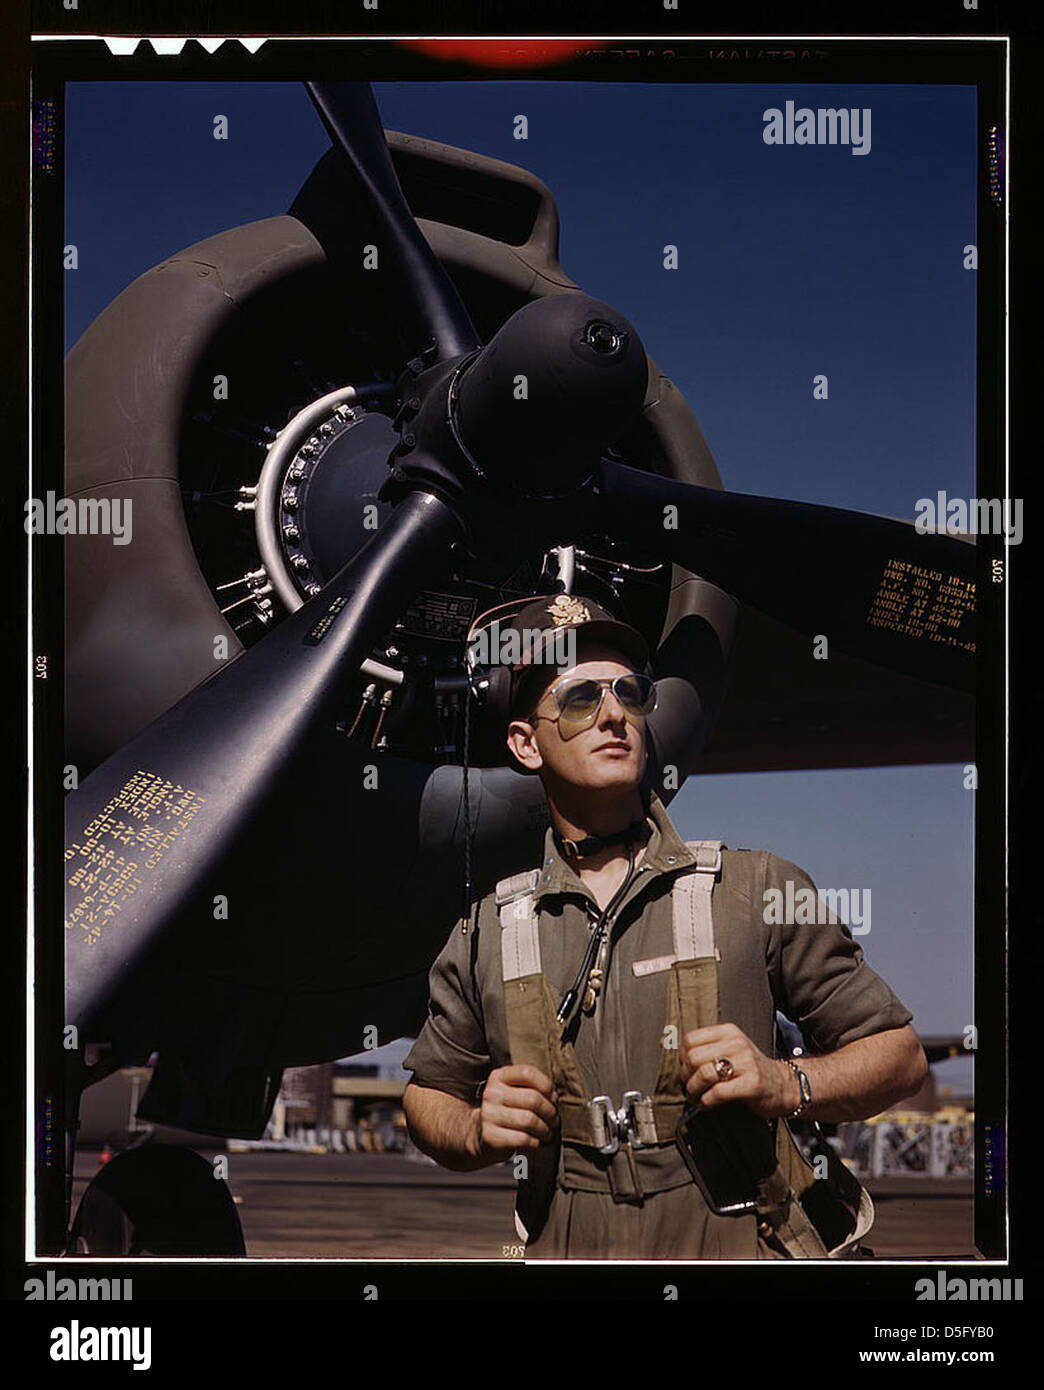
[402,595,927,1258]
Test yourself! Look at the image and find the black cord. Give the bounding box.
[556,840,637,1026]
[460,676,474,933]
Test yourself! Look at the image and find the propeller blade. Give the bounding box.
[593,461,976,691]
[304,81,481,361]
[65,490,462,1032]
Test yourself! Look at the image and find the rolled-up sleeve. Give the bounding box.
[402,918,492,1103]
[764,854,913,1054]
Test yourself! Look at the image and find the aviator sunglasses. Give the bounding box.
[528,672,658,736]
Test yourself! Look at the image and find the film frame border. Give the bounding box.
[13,17,1026,1318]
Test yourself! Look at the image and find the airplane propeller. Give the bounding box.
[64,82,975,1065]
[589,461,975,692]
[304,82,480,362]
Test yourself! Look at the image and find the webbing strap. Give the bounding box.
[496,868,542,983]
[495,868,541,905]
[500,895,542,982]
[671,840,722,963]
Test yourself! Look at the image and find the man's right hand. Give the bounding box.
[467,1064,559,1162]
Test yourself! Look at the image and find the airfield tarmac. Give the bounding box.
[72,1149,976,1260]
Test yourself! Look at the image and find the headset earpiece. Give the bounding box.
[482,663,514,730]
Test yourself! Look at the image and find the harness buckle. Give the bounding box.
[589,1092,654,1154]
[589,1095,620,1155]
[692,844,723,875]
[620,1090,651,1150]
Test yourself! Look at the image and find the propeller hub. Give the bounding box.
[583,319,627,356]
[451,294,649,500]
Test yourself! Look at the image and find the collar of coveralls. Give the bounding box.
[532,791,699,908]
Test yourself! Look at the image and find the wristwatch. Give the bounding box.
[783,1059,812,1118]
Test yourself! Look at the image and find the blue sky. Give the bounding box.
[65,80,978,1093]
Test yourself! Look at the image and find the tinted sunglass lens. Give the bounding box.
[558,679,603,719]
[616,674,656,713]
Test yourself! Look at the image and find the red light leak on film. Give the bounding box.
[399,41,599,69]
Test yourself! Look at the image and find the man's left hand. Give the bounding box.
[680,1023,797,1120]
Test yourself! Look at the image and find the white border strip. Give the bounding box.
[26,33,1009,1270]
[25,78,36,1265]
[30,33,1010,42]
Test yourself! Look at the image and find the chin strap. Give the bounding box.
[553,817,651,861]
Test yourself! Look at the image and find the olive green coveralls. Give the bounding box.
[403,794,913,1259]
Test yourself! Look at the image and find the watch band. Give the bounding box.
[784,1059,812,1118]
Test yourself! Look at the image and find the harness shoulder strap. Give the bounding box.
[493,869,586,1097]
[672,840,724,962]
[668,844,850,1257]
[495,868,541,906]
[494,865,612,1138]
[671,841,724,1008]
[651,841,721,1100]
[495,869,542,983]
[493,868,574,1243]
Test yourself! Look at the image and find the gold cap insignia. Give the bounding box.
[547,595,591,627]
